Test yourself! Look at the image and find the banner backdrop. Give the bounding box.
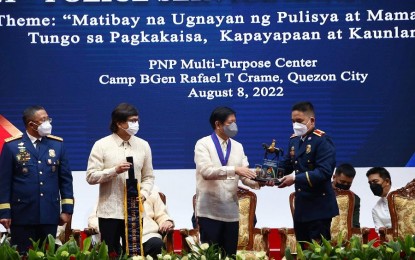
[0,0,414,170]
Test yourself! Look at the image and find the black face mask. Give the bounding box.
[370,183,384,197]
[335,182,351,190]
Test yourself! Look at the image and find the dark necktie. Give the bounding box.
[35,139,41,152]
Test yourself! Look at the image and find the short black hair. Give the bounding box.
[209,106,236,130]
[22,105,45,126]
[110,103,139,133]
[292,101,315,117]
[366,167,392,185]
[335,163,356,178]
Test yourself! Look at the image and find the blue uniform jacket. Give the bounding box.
[280,128,339,222]
[0,133,74,225]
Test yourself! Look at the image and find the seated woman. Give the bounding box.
[88,186,174,258]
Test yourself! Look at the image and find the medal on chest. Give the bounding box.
[16,142,31,163]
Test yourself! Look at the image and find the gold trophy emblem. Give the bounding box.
[255,139,283,184]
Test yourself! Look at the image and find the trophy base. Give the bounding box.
[253,177,282,185]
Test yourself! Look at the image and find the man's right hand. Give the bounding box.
[115,162,132,174]
[0,219,11,229]
[235,167,257,179]
[278,175,295,188]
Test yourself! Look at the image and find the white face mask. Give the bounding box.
[124,121,139,136]
[293,120,309,137]
[36,121,52,137]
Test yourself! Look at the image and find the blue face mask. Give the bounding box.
[224,122,238,138]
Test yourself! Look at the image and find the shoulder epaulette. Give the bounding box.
[313,129,326,137]
[46,135,63,142]
[4,135,23,143]
[290,134,297,139]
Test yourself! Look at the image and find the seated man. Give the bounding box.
[366,167,395,234]
[88,187,174,258]
[332,163,360,228]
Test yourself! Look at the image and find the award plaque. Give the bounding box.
[254,139,283,185]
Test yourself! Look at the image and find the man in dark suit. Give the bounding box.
[0,105,73,253]
[278,101,338,246]
[332,163,360,228]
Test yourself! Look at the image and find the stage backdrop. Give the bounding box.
[0,0,414,170]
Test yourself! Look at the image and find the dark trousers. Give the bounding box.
[294,218,332,248]
[99,218,126,255]
[11,224,57,254]
[198,217,239,257]
[143,237,164,259]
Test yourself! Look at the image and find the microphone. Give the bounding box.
[126,156,135,180]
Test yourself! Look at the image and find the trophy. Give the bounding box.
[254,139,283,185]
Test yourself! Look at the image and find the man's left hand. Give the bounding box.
[59,213,72,226]
[159,220,174,233]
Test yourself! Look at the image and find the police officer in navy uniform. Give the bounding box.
[278,101,338,246]
[0,105,74,253]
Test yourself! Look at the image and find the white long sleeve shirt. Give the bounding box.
[194,135,259,222]
[86,133,154,219]
[372,187,395,233]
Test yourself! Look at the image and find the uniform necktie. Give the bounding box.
[35,139,41,152]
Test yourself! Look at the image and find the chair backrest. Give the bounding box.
[159,192,166,205]
[387,178,415,239]
[289,192,295,218]
[236,187,257,250]
[193,187,257,250]
[289,188,355,241]
[331,188,354,241]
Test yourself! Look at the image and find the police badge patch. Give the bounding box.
[306,144,311,154]
[49,149,56,157]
